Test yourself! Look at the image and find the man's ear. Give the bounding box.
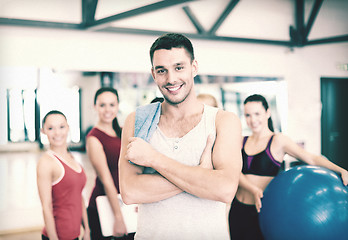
[192,60,198,77]
[151,67,155,80]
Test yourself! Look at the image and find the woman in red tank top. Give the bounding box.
[86,87,134,240]
[37,110,90,240]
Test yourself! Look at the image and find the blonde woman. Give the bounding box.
[197,93,218,107]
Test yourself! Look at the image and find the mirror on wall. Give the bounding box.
[0,67,287,149]
[194,75,287,135]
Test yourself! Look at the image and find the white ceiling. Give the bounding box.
[0,0,347,46]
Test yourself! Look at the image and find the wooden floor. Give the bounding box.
[0,230,41,240]
[0,150,96,239]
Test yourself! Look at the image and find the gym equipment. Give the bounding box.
[259,165,348,240]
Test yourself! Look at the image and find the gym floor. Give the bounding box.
[0,150,96,240]
[0,149,299,240]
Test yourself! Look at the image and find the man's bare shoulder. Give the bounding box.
[216,109,241,126]
[124,111,136,127]
[214,109,242,139]
[121,111,136,140]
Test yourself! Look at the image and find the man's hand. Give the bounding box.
[199,134,215,169]
[126,137,157,167]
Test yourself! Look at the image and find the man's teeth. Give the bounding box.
[168,86,180,91]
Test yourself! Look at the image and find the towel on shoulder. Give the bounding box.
[133,102,161,174]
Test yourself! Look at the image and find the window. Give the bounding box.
[7,89,36,142]
[37,86,81,145]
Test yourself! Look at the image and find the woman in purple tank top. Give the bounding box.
[229,94,348,240]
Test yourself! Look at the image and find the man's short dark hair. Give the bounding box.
[149,33,195,65]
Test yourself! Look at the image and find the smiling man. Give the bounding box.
[119,33,242,240]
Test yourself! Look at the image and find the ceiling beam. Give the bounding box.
[0,18,82,30]
[99,26,292,47]
[85,0,195,31]
[82,0,98,26]
[306,34,348,45]
[182,6,206,34]
[0,0,346,48]
[209,0,239,35]
[1,18,346,47]
[304,0,324,38]
[295,0,306,46]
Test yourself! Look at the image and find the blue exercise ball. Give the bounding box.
[259,165,348,240]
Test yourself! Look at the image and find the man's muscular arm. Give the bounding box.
[126,110,242,203]
[119,112,182,204]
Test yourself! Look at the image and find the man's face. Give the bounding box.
[151,47,197,105]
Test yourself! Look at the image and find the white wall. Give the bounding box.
[0,25,348,154]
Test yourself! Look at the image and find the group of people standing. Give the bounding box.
[37,87,131,240]
[37,33,348,240]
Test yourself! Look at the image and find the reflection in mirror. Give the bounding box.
[0,67,287,149]
[195,75,287,136]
